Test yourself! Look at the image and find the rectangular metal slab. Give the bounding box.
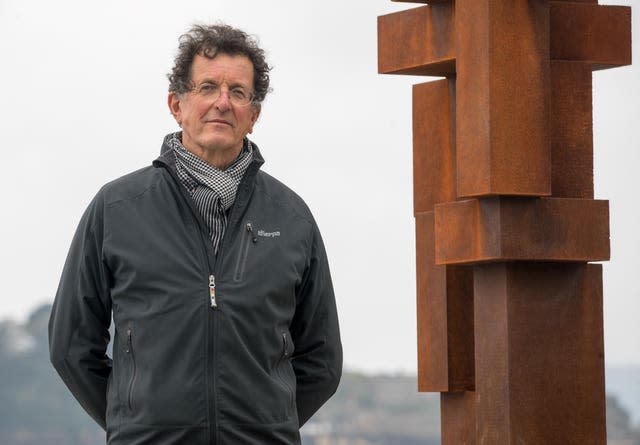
[434,197,610,264]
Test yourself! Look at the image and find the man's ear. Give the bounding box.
[168,92,182,126]
[248,104,261,134]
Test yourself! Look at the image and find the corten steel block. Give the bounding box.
[551,61,594,198]
[416,212,474,392]
[455,0,551,198]
[393,0,603,3]
[473,263,606,444]
[441,392,476,445]
[379,1,622,77]
[391,0,451,3]
[377,4,455,76]
[434,197,610,265]
[551,2,632,70]
[413,79,456,213]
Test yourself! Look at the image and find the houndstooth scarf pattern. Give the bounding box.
[169,132,253,254]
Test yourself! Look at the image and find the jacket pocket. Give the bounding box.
[125,327,137,412]
[275,331,296,408]
[233,221,255,282]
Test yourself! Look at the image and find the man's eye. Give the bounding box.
[198,84,217,95]
[231,88,248,100]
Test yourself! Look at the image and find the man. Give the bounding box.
[49,24,342,444]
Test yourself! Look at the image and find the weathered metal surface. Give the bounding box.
[441,392,476,445]
[415,211,448,391]
[378,2,630,76]
[414,79,474,392]
[378,0,627,441]
[551,2,632,70]
[415,212,474,392]
[391,0,452,4]
[473,263,606,444]
[441,263,606,445]
[413,79,456,214]
[455,0,551,198]
[551,61,594,198]
[377,4,454,76]
[434,197,610,264]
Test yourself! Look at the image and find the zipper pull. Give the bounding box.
[209,274,217,307]
[246,222,257,243]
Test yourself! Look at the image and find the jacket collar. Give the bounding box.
[153,132,265,173]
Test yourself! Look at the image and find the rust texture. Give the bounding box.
[413,79,456,213]
[378,0,630,443]
[434,197,610,264]
[455,0,551,198]
[413,79,474,392]
[473,263,606,444]
[415,211,474,392]
[551,61,594,198]
[377,4,455,77]
[391,0,452,4]
[550,2,632,69]
[379,3,630,76]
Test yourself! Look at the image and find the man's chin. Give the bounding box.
[202,136,238,153]
[192,136,244,163]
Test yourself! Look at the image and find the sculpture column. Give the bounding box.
[378,1,631,443]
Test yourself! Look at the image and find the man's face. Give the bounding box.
[168,53,260,167]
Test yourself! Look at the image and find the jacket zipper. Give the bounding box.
[126,327,137,412]
[207,191,254,443]
[156,156,257,444]
[200,236,218,444]
[156,162,220,442]
[209,274,216,307]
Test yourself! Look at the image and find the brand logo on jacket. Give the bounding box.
[257,229,280,238]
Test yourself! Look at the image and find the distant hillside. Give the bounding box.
[0,305,104,445]
[303,371,640,445]
[301,372,439,445]
[1,304,639,445]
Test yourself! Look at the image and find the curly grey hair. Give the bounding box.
[168,24,271,105]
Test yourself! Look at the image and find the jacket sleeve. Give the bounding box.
[290,221,342,427]
[48,193,112,430]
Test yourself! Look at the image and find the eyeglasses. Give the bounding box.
[190,82,255,107]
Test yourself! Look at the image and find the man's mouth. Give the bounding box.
[207,119,232,127]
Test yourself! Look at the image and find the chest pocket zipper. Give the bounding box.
[234,222,256,282]
[125,328,137,412]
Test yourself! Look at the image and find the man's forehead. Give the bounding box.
[194,52,254,67]
[190,53,254,80]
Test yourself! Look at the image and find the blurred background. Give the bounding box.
[1,0,638,443]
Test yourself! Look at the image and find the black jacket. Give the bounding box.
[49,136,342,444]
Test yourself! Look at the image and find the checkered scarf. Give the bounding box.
[169,132,253,253]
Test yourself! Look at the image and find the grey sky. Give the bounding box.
[1,0,637,373]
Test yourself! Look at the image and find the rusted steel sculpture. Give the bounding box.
[378,1,631,443]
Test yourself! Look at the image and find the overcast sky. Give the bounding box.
[1,0,638,374]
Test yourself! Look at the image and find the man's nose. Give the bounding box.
[213,88,232,111]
